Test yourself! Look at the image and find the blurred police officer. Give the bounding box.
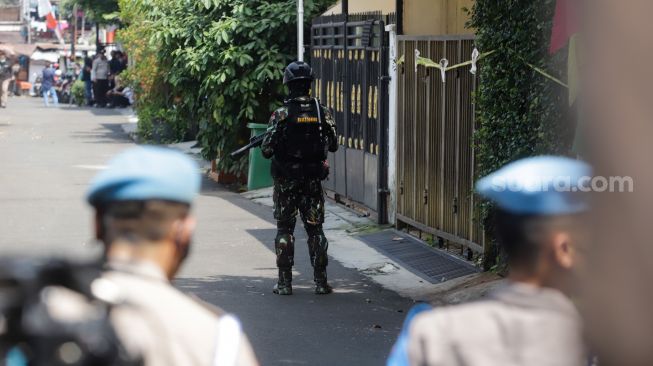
[391,156,591,366]
[86,147,259,366]
[261,61,338,295]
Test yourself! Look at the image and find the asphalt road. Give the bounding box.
[0,97,414,366]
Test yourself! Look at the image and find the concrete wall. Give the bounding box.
[447,0,475,34]
[403,0,474,36]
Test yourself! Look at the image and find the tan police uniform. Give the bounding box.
[103,259,259,366]
[407,282,586,366]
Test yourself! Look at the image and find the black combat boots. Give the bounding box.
[273,269,293,295]
[313,268,333,295]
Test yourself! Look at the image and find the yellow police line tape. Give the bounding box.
[523,61,568,88]
[395,50,568,89]
[416,50,495,72]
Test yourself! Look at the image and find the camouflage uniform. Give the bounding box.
[261,96,338,295]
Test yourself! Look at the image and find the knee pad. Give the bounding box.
[275,233,295,269]
[308,234,329,268]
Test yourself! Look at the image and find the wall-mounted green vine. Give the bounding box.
[469,0,577,269]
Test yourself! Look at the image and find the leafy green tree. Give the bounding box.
[126,0,333,174]
[114,0,164,139]
[61,0,118,22]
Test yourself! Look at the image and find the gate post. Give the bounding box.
[385,23,398,225]
[342,13,349,199]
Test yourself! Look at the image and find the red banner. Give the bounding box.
[550,0,578,54]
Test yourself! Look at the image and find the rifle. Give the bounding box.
[230,133,267,158]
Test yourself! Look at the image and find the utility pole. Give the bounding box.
[95,23,100,52]
[71,4,78,62]
[23,0,31,44]
[27,17,32,44]
[80,11,85,40]
[297,0,304,61]
[58,3,66,69]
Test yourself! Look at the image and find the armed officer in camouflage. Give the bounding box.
[261,61,338,296]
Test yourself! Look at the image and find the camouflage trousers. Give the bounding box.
[273,177,329,282]
[273,177,325,226]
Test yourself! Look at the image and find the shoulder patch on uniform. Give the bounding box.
[275,107,289,121]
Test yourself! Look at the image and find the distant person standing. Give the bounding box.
[92,49,110,107]
[109,51,126,91]
[81,51,93,105]
[110,51,126,75]
[108,50,117,89]
[41,63,58,107]
[120,52,129,71]
[11,62,21,96]
[0,51,11,108]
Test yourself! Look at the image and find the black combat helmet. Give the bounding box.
[283,61,314,85]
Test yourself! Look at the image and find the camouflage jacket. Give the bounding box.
[261,97,338,160]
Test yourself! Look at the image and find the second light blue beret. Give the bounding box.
[86,146,201,207]
[475,156,592,215]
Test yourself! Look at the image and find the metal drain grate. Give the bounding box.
[359,230,479,284]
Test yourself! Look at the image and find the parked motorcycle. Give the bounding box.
[32,74,42,97]
[56,72,75,104]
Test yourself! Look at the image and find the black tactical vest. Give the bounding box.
[272,98,328,179]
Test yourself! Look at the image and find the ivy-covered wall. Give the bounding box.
[470,0,576,268]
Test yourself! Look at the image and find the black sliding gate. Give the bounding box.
[311,13,391,223]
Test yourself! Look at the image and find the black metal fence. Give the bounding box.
[311,13,392,223]
[396,35,485,254]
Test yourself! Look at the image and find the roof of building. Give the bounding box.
[321,0,395,16]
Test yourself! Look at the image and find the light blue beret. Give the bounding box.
[87,146,200,207]
[475,156,592,215]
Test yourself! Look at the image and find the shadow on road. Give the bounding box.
[189,180,414,365]
[175,274,408,366]
[86,106,132,117]
[199,178,277,225]
[70,123,132,144]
